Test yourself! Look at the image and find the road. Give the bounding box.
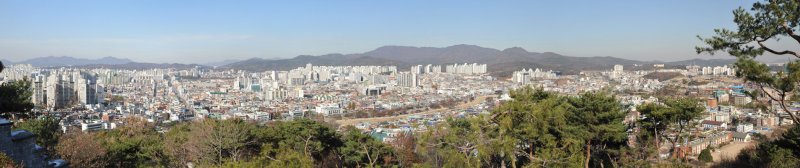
[713,141,755,162]
[335,95,496,127]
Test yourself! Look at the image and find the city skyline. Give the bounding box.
[0,0,781,64]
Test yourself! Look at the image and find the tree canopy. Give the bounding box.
[0,79,34,119]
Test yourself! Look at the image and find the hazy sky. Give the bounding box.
[0,0,779,63]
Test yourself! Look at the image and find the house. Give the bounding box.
[733,132,751,142]
[702,120,727,130]
[736,123,754,133]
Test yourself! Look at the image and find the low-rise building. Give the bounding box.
[701,120,727,131]
[733,132,751,142]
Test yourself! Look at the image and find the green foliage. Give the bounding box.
[256,118,342,166]
[220,149,314,168]
[699,148,713,163]
[339,126,396,167]
[568,91,628,167]
[163,122,192,167]
[493,87,584,167]
[0,79,34,119]
[637,97,704,158]
[13,116,61,151]
[96,118,166,167]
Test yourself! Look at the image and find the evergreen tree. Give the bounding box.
[568,91,627,168]
[699,148,713,163]
[0,78,34,119]
[339,126,396,167]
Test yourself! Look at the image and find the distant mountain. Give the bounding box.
[69,62,208,70]
[16,56,133,67]
[225,54,403,71]
[204,59,243,67]
[223,44,657,76]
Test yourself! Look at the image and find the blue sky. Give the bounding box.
[0,0,769,63]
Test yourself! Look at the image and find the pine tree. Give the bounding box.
[699,148,713,163]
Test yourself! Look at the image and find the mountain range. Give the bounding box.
[222,44,735,76]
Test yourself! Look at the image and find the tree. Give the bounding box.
[256,118,342,167]
[0,79,34,120]
[13,116,61,153]
[220,148,314,168]
[697,0,800,124]
[163,122,193,167]
[663,98,705,157]
[638,97,704,158]
[184,119,257,166]
[699,148,713,163]
[391,132,418,167]
[568,91,627,168]
[490,87,584,167]
[339,126,396,167]
[97,117,165,167]
[56,131,107,168]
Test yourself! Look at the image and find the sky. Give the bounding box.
[0,0,781,64]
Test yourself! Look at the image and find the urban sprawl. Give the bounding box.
[0,62,788,161]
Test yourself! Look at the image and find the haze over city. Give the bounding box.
[0,0,784,64]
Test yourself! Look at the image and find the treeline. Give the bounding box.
[49,118,394,168]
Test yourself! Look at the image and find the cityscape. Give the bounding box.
[1,0,800,168]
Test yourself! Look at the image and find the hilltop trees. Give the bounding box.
[407,87,630,167]
[56,131,107,168]
[0,78,34,120]
[491,87,584,167]
[568,92,628,168]
[636,97,704,160]
[339,126,396,167]
[256,119,343,167]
